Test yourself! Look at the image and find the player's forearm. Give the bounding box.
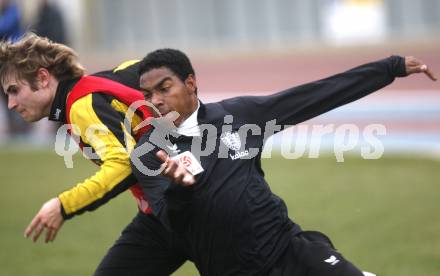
[221,56,406,128]
[271,55,406,125]
[58,160,136,219]
[164,183,193,231]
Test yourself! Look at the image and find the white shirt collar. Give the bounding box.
[177,101,200,137]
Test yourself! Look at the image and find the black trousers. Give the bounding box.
[94,212,190,276]
[269,231,364,276]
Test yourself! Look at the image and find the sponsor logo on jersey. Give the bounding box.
[166,143,180,154]
[324,255,340,266]
[221,131,241,151]
[221,131,250,160]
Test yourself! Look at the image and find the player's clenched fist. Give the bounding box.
[156,150,195,186]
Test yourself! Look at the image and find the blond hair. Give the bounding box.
[0,33,85,90]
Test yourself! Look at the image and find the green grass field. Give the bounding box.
[0,148,439,276]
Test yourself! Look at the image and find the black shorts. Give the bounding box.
[269,231,364,276]
[94,212,191,276]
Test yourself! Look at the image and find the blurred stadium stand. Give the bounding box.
[2,0,439,156]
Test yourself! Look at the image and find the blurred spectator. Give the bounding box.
[0,0,28,138]
[33,0,67,44]
[0,0,22,41]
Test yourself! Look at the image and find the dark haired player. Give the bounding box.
[132,48,436,275]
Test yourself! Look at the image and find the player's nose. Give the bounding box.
[7,96,18,110]
[151,92,164,107]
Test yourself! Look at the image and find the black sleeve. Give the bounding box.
[220,55,406,129]
[130,137,193,231]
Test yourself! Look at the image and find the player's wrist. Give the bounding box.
[57,195,70,220]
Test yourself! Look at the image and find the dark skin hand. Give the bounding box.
[156,150,195,186]
[405,56,437,81]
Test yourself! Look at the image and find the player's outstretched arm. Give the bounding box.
[220,55,436,131]
[404,56,437,81]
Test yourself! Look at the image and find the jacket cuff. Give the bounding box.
[58,196,74,220]
[390,55,407,77]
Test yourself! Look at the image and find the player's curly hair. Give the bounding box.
[138,48,195,82]
[0,33,85,91]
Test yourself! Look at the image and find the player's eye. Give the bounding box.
[143,92,152,99]
[7,86,18,95]
[159,86,170,93]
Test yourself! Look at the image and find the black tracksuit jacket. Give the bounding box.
[131,56,406,276]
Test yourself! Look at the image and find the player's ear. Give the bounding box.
[185,74,197,94]
[36,68,51,88]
